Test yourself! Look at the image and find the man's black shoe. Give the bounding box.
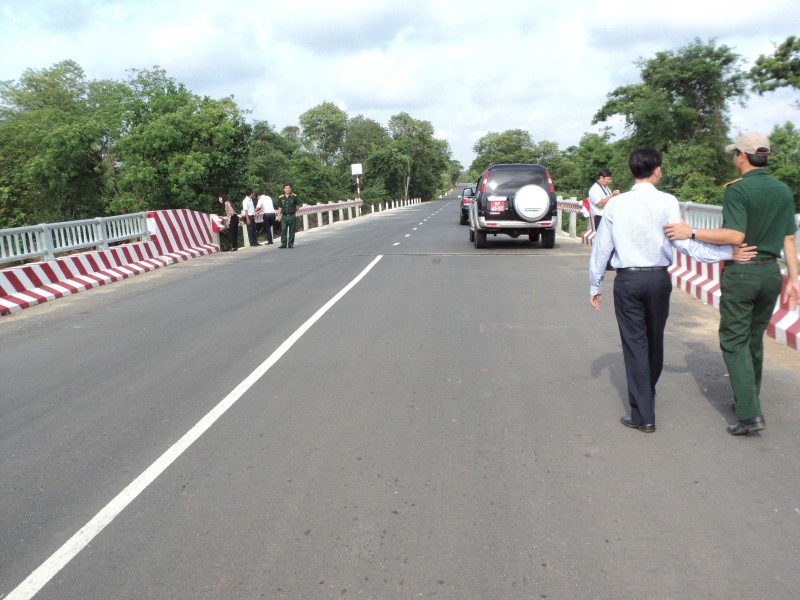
[727,416,765,436]
[621,416,655,433]
[278,245,286,248]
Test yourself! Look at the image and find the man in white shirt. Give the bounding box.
[588,170,619,232]
[589,146,752,433]
[242,188,258,247]
[256,193,276,245]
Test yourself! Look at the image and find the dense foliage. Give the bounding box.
[0,62,455,227]
[467,38,799,211]
[2,36,799,228]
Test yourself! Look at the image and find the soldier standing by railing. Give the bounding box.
[665,131,800,436]
[277,183,302,249]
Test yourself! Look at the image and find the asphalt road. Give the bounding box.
[2,190,799,599]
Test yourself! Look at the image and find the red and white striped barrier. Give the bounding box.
[0,210,218,315]
[768,278,800,350]
[669,251,723,308]
[670,250,799,351]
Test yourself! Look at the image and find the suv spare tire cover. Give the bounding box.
[513,184,550,222]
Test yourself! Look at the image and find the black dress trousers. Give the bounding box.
[613,269,672,426]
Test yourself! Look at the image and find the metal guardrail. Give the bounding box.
[0,213,149,265]
[680,201,800,267]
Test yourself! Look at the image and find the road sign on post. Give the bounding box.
[351,163,363,203]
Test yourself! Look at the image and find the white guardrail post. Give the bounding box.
[41,226,56,262]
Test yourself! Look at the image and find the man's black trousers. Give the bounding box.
[613,269,672,426]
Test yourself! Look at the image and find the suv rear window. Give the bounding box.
[483,166,549,195]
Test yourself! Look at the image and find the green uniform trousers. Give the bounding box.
[719,262,783,421]
[280,214,297,247]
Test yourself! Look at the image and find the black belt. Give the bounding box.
[616,266,669,272]
[723,257,777,266]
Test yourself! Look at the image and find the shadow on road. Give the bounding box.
[672,340,736,423]
[590,351,628,413]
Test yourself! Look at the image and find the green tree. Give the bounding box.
[281,125,300,144]
[387,112,451,200]
[340,115,390,168]
[750,36,800,108]
[469,129,536,173]
[299,102,348,167]
[366,144,411,199]
[550,131,628,198]
[248,120,296,196]
[0,60,121,224]
[113,67,249,212]
[768,121,800,212]
[446,159,462,187]
[661,141,725,204]
[360,177,391,206]
[287,155,348,204]
[593,39,746,183]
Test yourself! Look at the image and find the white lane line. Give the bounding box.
[393,242,400,246]
[6,254,385,600]
[404,234,411,238]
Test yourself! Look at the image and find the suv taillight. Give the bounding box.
[481,171,488,194]
[545,170,555,193]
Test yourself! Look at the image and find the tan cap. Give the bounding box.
[725,131,771,155]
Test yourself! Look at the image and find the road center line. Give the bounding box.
[7,254,385,600]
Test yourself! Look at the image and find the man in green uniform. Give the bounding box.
[277,183,302,248]
[665,131,799,435]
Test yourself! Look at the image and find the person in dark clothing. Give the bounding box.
[219,194,240,251]
[277,183,302,248]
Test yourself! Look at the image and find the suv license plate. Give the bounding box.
[489,200,506,212]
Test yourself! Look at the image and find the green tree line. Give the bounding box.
[466,38,800,212]
[2,37,798,229]
[0,62,456,228]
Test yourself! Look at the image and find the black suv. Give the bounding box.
[468,163,557,248]
[458,186,475,225]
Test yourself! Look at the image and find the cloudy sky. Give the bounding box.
[1,0,797,169]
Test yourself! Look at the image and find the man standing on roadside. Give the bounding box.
[277,183,302,249]
[242,188,258,247]
[588,169,620,232]
[664,131,799,435]
[590,146,743,434]
[256,192,276,245]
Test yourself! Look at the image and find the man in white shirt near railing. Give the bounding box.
[588,169,619,232]
[256,193,276,245]
[242,188,258,247]
[665,131,799,435]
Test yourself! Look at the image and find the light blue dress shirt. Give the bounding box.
[589,183,733,296]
